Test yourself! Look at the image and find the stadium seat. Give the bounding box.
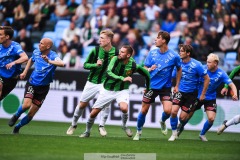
[136,48,148,64]
[142,35,150,46]
[33,43,39,49]
[94,0,105,8]
[75,0,82,4]
[5,17,13,24]
[95,0,105,4]
[213,51,225,66]
[224,51,237,71]
[55,29,64,40]
[54,39,61,48]
[42,31,56,41]
[68,0,81,5]
[168,36,180,50]
[54,20,71,33]
[83,46,95,59]
[30,31,43,43]
[44,20,56,31]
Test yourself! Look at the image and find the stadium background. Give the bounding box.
[0,69,240,133]
[0,0,240,132]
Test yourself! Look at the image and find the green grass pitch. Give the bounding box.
[0,118,239,160]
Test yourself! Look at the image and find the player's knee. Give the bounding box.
[121,107,128,113]
[208,117,215,123]
[80,101,88,108]
[179,115,188,122]
[171,108,179,116]
[141,107,149,114]
[22,100,32,108]
[90,109,100,118]
[164,109,171,115]
[28,108,39,117]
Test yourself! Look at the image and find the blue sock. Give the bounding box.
[15,105,26,118]
[137,112,146,131]
[161,112,170,122]
[15,115,32,129]
[170,116,178,130]
[200,120,213,135]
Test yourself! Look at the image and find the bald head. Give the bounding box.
[43,38,53,48]
[39,38,54,53]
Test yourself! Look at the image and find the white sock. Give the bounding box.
[72,105,84,126]
[99,107,110,126]
[226,115,240,127]
[172,130,177,136]
[86,117,95,133]
[121,113,128,128]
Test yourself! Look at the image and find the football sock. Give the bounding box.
[99,107,110,127]
[15,105,26,118]
[86,117,95,133]
[170,116,178,130]
[179,119,188,127]
[226,115,240,126]
[72,104,84,126]
[15,114,32,129]
[161,112,170,122]
[121,113,128,128]
[137,112,146,131]
[200,120,213,135]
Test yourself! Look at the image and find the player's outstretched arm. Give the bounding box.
[228,82,238,101]
[136,65,150,91]
[5,52,28,70]
[20,58,34,80]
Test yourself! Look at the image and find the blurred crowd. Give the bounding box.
[0,0,240,70]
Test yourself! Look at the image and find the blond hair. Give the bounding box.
[207,53,219,64]
[100,29,114,41]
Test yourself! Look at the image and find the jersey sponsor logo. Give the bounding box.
[165,59,169,63]
[203,69,207,74]
[188,67,193,72]
[6,45,13,56]
[190,62,197,68]
[126,70,132,76]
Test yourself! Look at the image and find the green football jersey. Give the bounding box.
[104,56,150,91]
[83,46,117,84]
[224,65,240,88]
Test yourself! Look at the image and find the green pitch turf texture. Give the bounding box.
[0,118,239,160]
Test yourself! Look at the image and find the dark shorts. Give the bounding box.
[172,91,198,113]
[194,99,217,113]
[0,76,18,101]
[24,82,50,107]
[142,88,172,104]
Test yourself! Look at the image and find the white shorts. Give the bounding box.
[92,89,130,109]
[80,81,104,102]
